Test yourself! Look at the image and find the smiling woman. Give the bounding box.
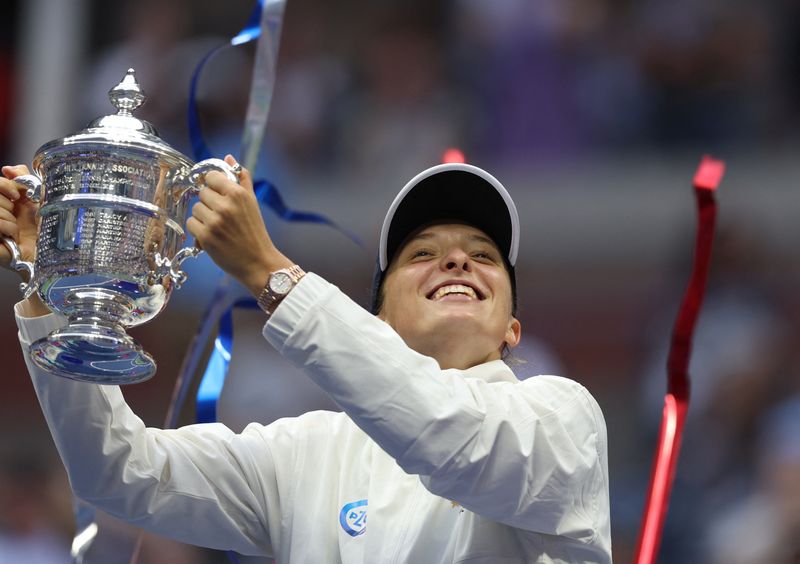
[6,160,611,563]
[372,162,520,313]
[379,222,520,370]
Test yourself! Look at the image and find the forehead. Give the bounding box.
[399,222,499,250]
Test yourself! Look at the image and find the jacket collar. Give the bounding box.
[458,359,519,384]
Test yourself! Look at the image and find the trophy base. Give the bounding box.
[29,323,156,384]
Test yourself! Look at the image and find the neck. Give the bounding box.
[406,334,503,370]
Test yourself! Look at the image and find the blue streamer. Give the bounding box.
[187,45,223,161]
[185,6,265,564]
[196,298,258,423]
[232,0,266,46]
[186,0,362,246]
[193,182,363,423]
[188,0,266,161]
[187,27,362,246]
[184,8,365,560]
[254,179,365,247]
[181,5,366,562]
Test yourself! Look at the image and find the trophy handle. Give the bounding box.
[13,173,43,203]
[1,173,42,297]
[150,159,240,288]
[2,235,36,297]
[188,157,239,189]
[151,246,201,288]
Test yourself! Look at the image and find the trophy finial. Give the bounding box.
[108,68,147,116]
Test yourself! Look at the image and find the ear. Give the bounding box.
[504,316,522,349]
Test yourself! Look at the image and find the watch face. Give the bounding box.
[269,271,293,294]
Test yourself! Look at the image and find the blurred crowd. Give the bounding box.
[2,0,800,562]
[5,0,800,173]
[625,224,800,563]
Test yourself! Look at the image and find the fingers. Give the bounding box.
[0,166,33,224]
[196,155,256,218]
[0,191,15,213]
[240,169,254,191]
[189,199,229,250]
[185,215,204,241]
[0,216,20,240]
[202,155,253,195]
[0,206,16,224]
[202,170,236,195]
[0,169,28,204]
[0,181,20,206]
[197,181,226,209]
[187,156,264,275]
[0,166,31,239]
[190,200,216,225]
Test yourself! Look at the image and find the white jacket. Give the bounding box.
[17,273,611,563]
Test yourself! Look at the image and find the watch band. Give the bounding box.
[257,265,306,317]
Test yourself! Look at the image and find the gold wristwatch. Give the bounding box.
[257,265,306,317]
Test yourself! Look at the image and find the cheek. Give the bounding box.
[486,272,514,312]
[380,276,414,321]
[384,267,427,302]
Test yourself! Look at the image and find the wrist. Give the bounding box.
[245,268,271,297]
[19,293,51,318]
[256,265,306,317]
[245,255,296,298]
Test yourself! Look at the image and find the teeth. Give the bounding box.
[432,284,477,300]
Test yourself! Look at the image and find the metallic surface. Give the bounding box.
[2,69,237,384]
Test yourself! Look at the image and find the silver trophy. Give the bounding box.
[2,68,239,384]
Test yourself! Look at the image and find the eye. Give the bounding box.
[406,248,435,261]
[472,250,498,262]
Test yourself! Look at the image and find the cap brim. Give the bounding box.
[378,163,519,271]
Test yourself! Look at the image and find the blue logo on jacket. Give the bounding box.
[339,499,368,537]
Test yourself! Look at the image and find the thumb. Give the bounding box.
[224,154,253,192]
[2,164,31,180]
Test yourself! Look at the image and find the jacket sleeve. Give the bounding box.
[265,273,610,547]
[16,304,290,557]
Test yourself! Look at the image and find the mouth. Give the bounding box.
[427,282,485,301]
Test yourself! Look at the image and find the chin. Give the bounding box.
[427,313,487,340]
[436,307,483,324]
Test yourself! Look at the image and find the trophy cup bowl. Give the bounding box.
[1,69,239,384]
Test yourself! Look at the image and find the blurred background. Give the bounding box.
[2,0,800,562]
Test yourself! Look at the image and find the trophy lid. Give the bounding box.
[87,68,157,134]
[33,68,191,168]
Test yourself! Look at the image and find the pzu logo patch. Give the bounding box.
[339,499,368,537]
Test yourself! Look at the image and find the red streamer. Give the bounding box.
[635,155,725,563]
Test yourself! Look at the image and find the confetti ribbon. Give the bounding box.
[183,0,361,436]
[70,499,98,564]
[239,0,286,171]
[132,4,279,563]
[155,0,361,559]
[635,155,725,564]
[187,0,272,162]
[196,298,259,423]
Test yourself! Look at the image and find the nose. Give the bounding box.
[440,247,471,272]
